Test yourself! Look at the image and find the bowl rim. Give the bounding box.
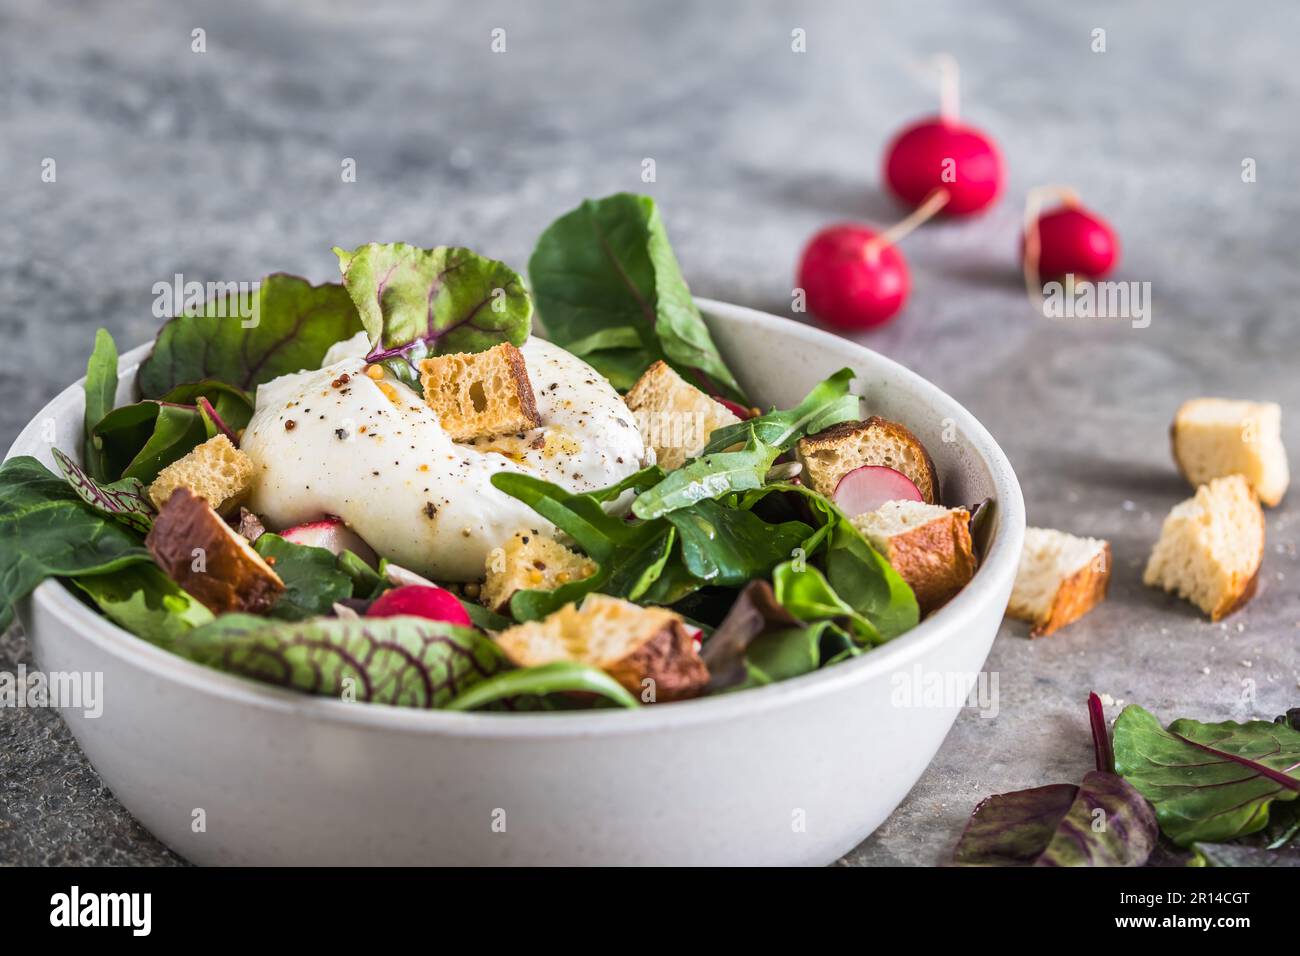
[10,298,1024,739]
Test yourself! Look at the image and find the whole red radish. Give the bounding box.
[368,585,472,627]
[1021,193,1119,281]
[882,55,1004,217]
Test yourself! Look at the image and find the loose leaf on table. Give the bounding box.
[52,448,156,533]
[444,661,640,712]
[334,243,531,388]
[0,456,153,630]
[73,564,213,648]
[1193,843,1300,867]
[253,533,355,620]
[1113,705,1300,846]
[665,498,810,588]
[528,192,743,399]
[82,328,119,483]
[491,471,672,621]
[631,428,779,520]
[90,400,208,484]
[951,771,1159,867]
[172,613,508,708]
[137,274,363,398]
[702,367,859,455]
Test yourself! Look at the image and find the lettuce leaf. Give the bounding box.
[333,243,531,388]
[137,274,363,398]
[528,193,743,399]
[0,456,152,630]
[172,613,508,708]
[72,564,213,647]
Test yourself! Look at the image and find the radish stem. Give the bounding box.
[864,187,950,262]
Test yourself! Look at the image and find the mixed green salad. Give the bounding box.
[0,192,956,713]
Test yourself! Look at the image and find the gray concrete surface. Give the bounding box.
[1,0,1296,866]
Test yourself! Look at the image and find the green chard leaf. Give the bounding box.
[82,328,119,483]
[173,613,508,708]
[445,661,640,712]
[951,771,1159,867]
[631,427,779,520]
[137,274,364,398]
[73,564,213,647]
[702,367,859,455]
[1113,705,1300,846]
[334,243,531,388]
[51,448,156,533]
[0,456,153,630]
[253,534,355,620]
[529,193,743,399]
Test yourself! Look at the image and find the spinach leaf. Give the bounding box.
[173,613,507,708]
[0,456,153,630]
[337,549,385,600]
[51,448,156,533]
[631,428,779,520]
[528,193,743,399]
[334,243,531,388]
[772,560,879,644]
[702,367,859,455]
[444,661,640,711]
[1113,705,1300,846]
[665,498,810,587]
[138,274,363,398]
[253,533,354,620]
[91,400,208,484]
[824,521,918,642]
[82,328,118,482]
[952,771,1159,867]
[73,564,213,647]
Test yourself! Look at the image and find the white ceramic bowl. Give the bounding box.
[8,300,1024,865]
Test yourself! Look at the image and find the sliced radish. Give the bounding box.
[713,396,753,420]
[833,465,923,517]
[367,585,472,627]
[683,624,703,653]
[280,516,378,566]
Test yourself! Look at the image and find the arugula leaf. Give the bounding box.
[173,613,508,708]
[665,498,810,587]
[1113,705,1300,846]
[444,661,640,711]
[952,771,1159,867]
[702,367,859,455]
[82,328,118,482]
[51,448,156,533]
[334,243,531,388]
[253,534,354,620]
[772,560,879,644]
[90,400,208,484]
[528,193,743,399]
[138,274,363,398]
[0,456,152,630]
[631,428,779,520]
[73,564,213,647]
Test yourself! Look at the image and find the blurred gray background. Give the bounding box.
[2,0,1296,865]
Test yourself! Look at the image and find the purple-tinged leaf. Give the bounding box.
[52,448,156,533]
[1089,690,1114,773]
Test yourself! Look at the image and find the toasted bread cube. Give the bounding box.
[852,501,976,614]
[494,593,708,701]
[1144,475,1263,620]
[1172,398,1289,507]
[624,360,740,471]
[797,417,940,504]
[146,487,284,615]
[417,342,542,441]
[147,435,254,516]
[481,531,597,613]
[1006,528,1111,637]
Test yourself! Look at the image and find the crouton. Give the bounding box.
[148,434,254,515]
[1171,398,1289,507]
[417,342,542,441]
[146,487,284,615]
[624,360,740,471]
[1007,528,1111,637]
[494,593,708,701]
[1144,475,1263,620]
[852,500,976,614]
[797,417,940,504]
[481,530,597,613]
